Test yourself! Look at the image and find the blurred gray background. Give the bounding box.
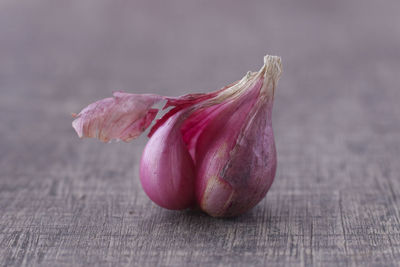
[1,0,400,266]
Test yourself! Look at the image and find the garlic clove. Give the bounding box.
[139,111,195,210]
[192,78,264,216]
[189,56,282,216]
[198,99,277,217]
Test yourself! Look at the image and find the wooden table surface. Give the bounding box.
[1,0,400,266]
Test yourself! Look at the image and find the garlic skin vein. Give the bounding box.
[72,55,282,217]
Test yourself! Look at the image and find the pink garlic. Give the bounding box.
[72,55,282,217]
[140,110,195,210]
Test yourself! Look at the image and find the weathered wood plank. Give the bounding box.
[1,0,400,266]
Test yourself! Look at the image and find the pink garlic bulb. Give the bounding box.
[72,55,282,217]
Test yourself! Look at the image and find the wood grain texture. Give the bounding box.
[1,0,400,266]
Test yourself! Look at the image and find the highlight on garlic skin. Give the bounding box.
[72,55,282,217]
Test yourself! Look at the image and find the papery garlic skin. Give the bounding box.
[72,55,282,217]
[72,92,163,142]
